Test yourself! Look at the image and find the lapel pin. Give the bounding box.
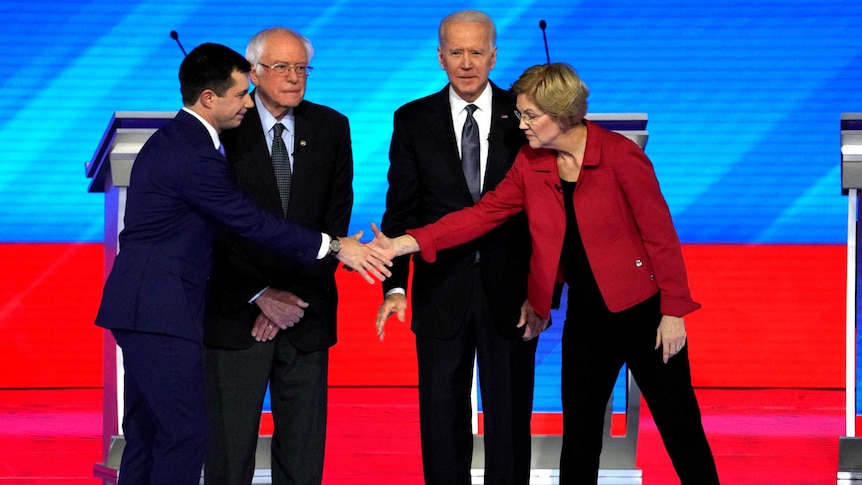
[300,140,307,146]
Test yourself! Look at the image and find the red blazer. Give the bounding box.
[408,120,700,320]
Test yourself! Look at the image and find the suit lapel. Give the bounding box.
[485,82,517,191]
[292,101,312,179]
[426,88,460,161]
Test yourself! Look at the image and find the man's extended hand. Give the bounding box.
[516,299,551,341]
[334,230,393,283]
[375,293,407,342]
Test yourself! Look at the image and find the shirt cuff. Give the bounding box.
[248,286,270,304]
[385,288,406,297]
[317,234,331,259]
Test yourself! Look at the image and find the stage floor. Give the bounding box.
[0,387,843,484]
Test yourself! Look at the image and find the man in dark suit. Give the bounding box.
[94,43,388,485]
[203,28,352,485]
[375,10,536,485]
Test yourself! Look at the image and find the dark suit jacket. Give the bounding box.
[94,109,322,344]
[204,98,353,352]
[409,120,701,320]
[381,82,530,339]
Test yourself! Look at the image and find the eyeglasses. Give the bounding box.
[514,110,547,126]
[258,62,313,76]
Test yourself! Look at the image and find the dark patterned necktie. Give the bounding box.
[461,104,481,202]
[271,123,292,214]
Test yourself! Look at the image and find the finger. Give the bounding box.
[655,328,662,351]
[365,253,393,273]
[516,306,527,328]
[397,307,406,322]
[376,319,385,341]
[256,322,276,342]
[375,306,391,341]
[355,267,375,285]
[365,257,392,279]
[251,315,267,338]
[371,222,383,237]
[364,263,386,282]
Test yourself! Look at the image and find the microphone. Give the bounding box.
[170,30,188,56]
[539,20,550,64]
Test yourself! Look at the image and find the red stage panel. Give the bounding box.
[683,244,845,388]
[0,243,846,392]
[0,243,104,388]
[329,270,418,387]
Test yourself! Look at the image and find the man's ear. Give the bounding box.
[199,89,216,108]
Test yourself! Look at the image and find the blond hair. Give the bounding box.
[511,63,589,130]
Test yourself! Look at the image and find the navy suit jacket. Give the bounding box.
[381,82,531,339]
[94,109,322,344]
[204,98,353,352]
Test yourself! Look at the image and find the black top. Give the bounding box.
[560,179,606,314]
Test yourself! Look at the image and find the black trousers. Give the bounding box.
[560,294,719,485]
[415,272,537,485]
[204,337,328,485]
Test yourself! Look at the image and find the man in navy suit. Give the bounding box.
[375,11,536,485]
[94,42,389,485]
[203,28,354,485]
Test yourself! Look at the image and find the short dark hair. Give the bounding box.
[179,42,251,106]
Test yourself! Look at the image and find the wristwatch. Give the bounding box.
[328,236,342,256]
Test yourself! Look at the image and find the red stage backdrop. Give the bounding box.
[0,242,845,390]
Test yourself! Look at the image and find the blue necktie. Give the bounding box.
[461,104,481,202]
[271,123,292,214]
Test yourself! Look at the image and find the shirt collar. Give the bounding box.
[181,106,220,150]
[255,91,295,134]
[448,82,493,117]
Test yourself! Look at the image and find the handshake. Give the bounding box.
[332,222,418,284]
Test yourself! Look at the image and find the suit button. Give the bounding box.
[635,259,643,267]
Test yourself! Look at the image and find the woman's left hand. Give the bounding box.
[655,315,687,364]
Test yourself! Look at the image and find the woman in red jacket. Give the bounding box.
[373,63,719,485]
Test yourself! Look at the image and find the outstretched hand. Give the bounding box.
[334,230,392,284]
[367,222,419,258]
[367,222,398,260]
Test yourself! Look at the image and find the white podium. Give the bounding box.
[85,112,174,484]
[839,112,862,484]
